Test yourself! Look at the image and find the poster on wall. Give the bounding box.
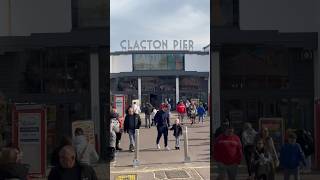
[19,113,41,144]
[12,104,46,177]
[259,117,284,152]
[114,95,125,118]
[72,120,95,146]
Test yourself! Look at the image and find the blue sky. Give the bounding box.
[110,0,210,51]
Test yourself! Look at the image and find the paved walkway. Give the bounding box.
[110,112,210,180]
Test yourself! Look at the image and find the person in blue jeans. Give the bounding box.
[124,106,141,152]
[170,118,183,150]
[154,103,171,150]
[280,132,306,180]
[197,104,206,124]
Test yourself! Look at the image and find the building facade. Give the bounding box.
[110,51,210,109]
[0,0,108,164]
[212,0,320,166]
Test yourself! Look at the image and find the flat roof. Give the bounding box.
[0,28,108,53]
[110,70,209,78]
[110,50,209,56]
[212,28,318,49]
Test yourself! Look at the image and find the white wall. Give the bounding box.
[110,55,133,73]
[0,0,72,36]
[185,54,210,72]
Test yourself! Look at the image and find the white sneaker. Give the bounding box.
[165,146,170,151]
[157,144,161,149]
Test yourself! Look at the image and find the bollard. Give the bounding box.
[133,129,140,167]
[183,126,191,163]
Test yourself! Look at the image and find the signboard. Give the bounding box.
[114,95,125,118]
[19,113,41,144]
[72,120,95,146]
[115,174,137,180]
[12,104,46,177]
[259,117,284,152]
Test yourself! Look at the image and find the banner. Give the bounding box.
[72,120,95,146]
[12,104,46,177]
[114,95,125,118]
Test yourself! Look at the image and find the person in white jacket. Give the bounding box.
[73,128,99,165]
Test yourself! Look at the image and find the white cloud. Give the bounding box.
[110,0,210,51]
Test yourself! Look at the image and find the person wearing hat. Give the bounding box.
[154,103,171,150]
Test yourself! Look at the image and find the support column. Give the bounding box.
[138,77,142,104]
[90,53,100,144]
[212,51,221,132]
[176,77,179,103]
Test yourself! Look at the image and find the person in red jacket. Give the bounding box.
[214,126,243,180]
[176,101,186,124]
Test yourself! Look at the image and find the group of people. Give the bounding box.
[214,121,314,180]
[0,127,99,180]
[109,101,187,162]
[176,100,207,125]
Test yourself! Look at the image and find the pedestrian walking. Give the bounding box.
[109,112,120,162]
[132,102,141,115]
[73,128,99,165]
[242,122,258,179]
[144,103,153,128]
[214,126,243,180]
[124,107,141,152]
[170,118,183,150]
[176,101,186,124]
[48,145,97,180]
[197,104,206,124]
[150,108,158,126]
[280,133,306,180]
[154,103,171,150]
[255,128,279,180]
[296,129,314,173]
[189,102,197,125]
[115,116,124,151]
[111,107,124,151]
[251,138,273,180]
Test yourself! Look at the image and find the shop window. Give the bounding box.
[213,0,238,27]
[133,54,184,71]
[43,50,90,94]
[73,0,107,28]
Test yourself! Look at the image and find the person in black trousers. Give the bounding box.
[154,103,171,150]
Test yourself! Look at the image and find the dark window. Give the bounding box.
[213,0,239,27]
[133,54,184,71]
[21,49,90,94]
[72,0,107,28]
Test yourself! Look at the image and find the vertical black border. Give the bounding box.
[210,0,214,179]
[106,0,110,178]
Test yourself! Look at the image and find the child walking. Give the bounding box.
[280,133,306,180]
[170,118,183,150]
[197,104,206,124]
[252,138,273,180]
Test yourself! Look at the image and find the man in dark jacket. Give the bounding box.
[48,145,97,180]
[124,107,141,152]
[0,147,30,180]
[144,103,153,128]
[154,103,171,150]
